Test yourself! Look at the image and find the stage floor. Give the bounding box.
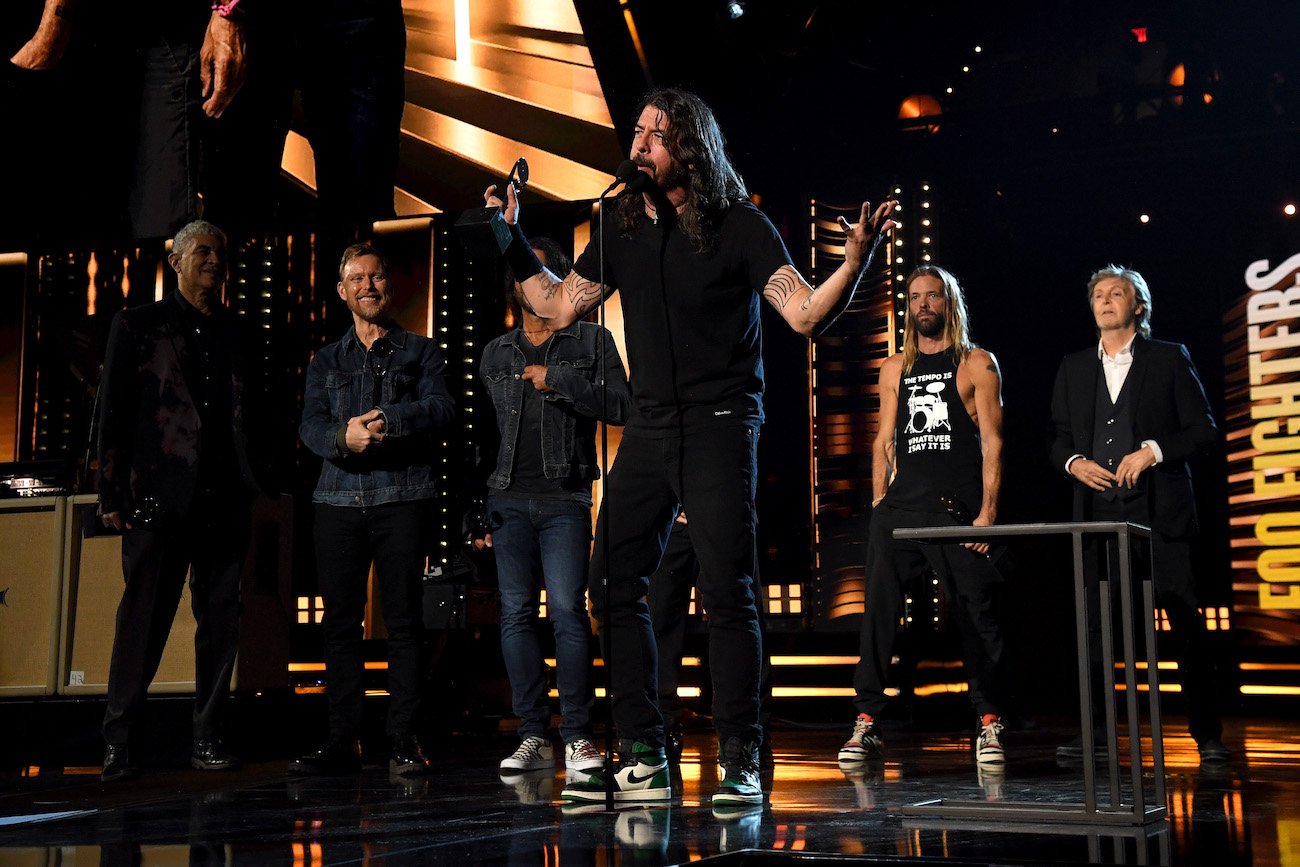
[1,719,1296,866]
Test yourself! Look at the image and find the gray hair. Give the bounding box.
[1087,264,1152,338]
[171,220,228,257]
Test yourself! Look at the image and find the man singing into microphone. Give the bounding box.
[485,87,894,805]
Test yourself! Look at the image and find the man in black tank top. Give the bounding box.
[840,265,1011,769]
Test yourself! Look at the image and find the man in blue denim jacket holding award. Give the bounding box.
[477,237,631,782]
[293,243,456,776]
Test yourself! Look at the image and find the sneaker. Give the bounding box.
[561,740,671,802]
[1197,737,1231,764]
[713,802,762,851]
[389,734,432,776]
[838,714,884,762]
[1055,728,1107,761]
[714,737,763,805]
[615,806,670,851]
[500,767,553,804]
[976,718,1005,765]
[501,736,553,772]
[977,762,1006,801]
[565,738,605,774]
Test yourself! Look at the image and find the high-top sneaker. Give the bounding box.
[838,713,884,763]
[714,737,763,805]
[561,740,671,802]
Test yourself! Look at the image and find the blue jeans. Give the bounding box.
[489,494,594,742]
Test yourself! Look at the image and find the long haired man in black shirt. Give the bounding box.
[485,88,894,806]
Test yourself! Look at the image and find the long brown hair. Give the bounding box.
[901,265,974,374]
[616,88,748,252]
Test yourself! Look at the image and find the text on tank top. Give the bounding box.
[887,347,984,514]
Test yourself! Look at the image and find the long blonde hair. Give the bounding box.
[901,265,974,374]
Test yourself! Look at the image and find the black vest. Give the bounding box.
[1092,363,1136,502]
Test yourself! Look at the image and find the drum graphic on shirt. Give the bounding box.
[905,381,951,435]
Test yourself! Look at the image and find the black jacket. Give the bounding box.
[1049,336,1216,538]
[96,293,261,520]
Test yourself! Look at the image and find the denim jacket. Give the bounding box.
[301,325,455,506]
[481,320,630,490]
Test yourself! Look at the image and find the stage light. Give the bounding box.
[961,66,970,73]
[725,0,745,18]
[1131,27,1148,43]
[1285,203,1296,216]
[1140,213,1150,223]
[973,45,982,53]
[945,86,953,94]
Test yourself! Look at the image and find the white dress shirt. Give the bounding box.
[1065,335,1163,474]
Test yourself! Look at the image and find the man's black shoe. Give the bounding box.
[1197,738,1231,764]
[288,739,362,775]
[389,734,431,776]
[102,744,138,782]
[1055,729,1108,761]
[192,738,241,771]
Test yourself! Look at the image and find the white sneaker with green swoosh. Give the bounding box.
[561,740,671,802]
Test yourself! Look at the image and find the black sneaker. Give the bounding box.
[389,734,431,776]
[714,737,763,805]
[288,739,363,775]
[1197,738,1231,764]
[1055,729,1107,761]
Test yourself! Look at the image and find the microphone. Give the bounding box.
[601,160,652,197]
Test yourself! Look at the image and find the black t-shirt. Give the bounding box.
[572,200,794,434]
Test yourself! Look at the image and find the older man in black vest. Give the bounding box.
[1049,265,1229,763]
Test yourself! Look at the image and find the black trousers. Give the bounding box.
[103,501,250,746]
[853,501,1008,719]
[591,424,763,748]
[647,516,774,731]
[647,518,699,728]
[1086,494,1222,743]
[314,500,430,740]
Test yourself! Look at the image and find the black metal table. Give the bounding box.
[890,521,1167,828]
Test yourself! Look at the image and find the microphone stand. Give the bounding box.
[595,177,619,812]
[592,166,651,811]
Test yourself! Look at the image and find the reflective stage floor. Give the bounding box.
[2,719,1297,866]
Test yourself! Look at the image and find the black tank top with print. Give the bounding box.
[884,348,984,515]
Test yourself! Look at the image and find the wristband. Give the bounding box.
[505,221,544,283]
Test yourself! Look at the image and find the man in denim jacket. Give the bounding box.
[477,237,631,783]
[293,243,456,776]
